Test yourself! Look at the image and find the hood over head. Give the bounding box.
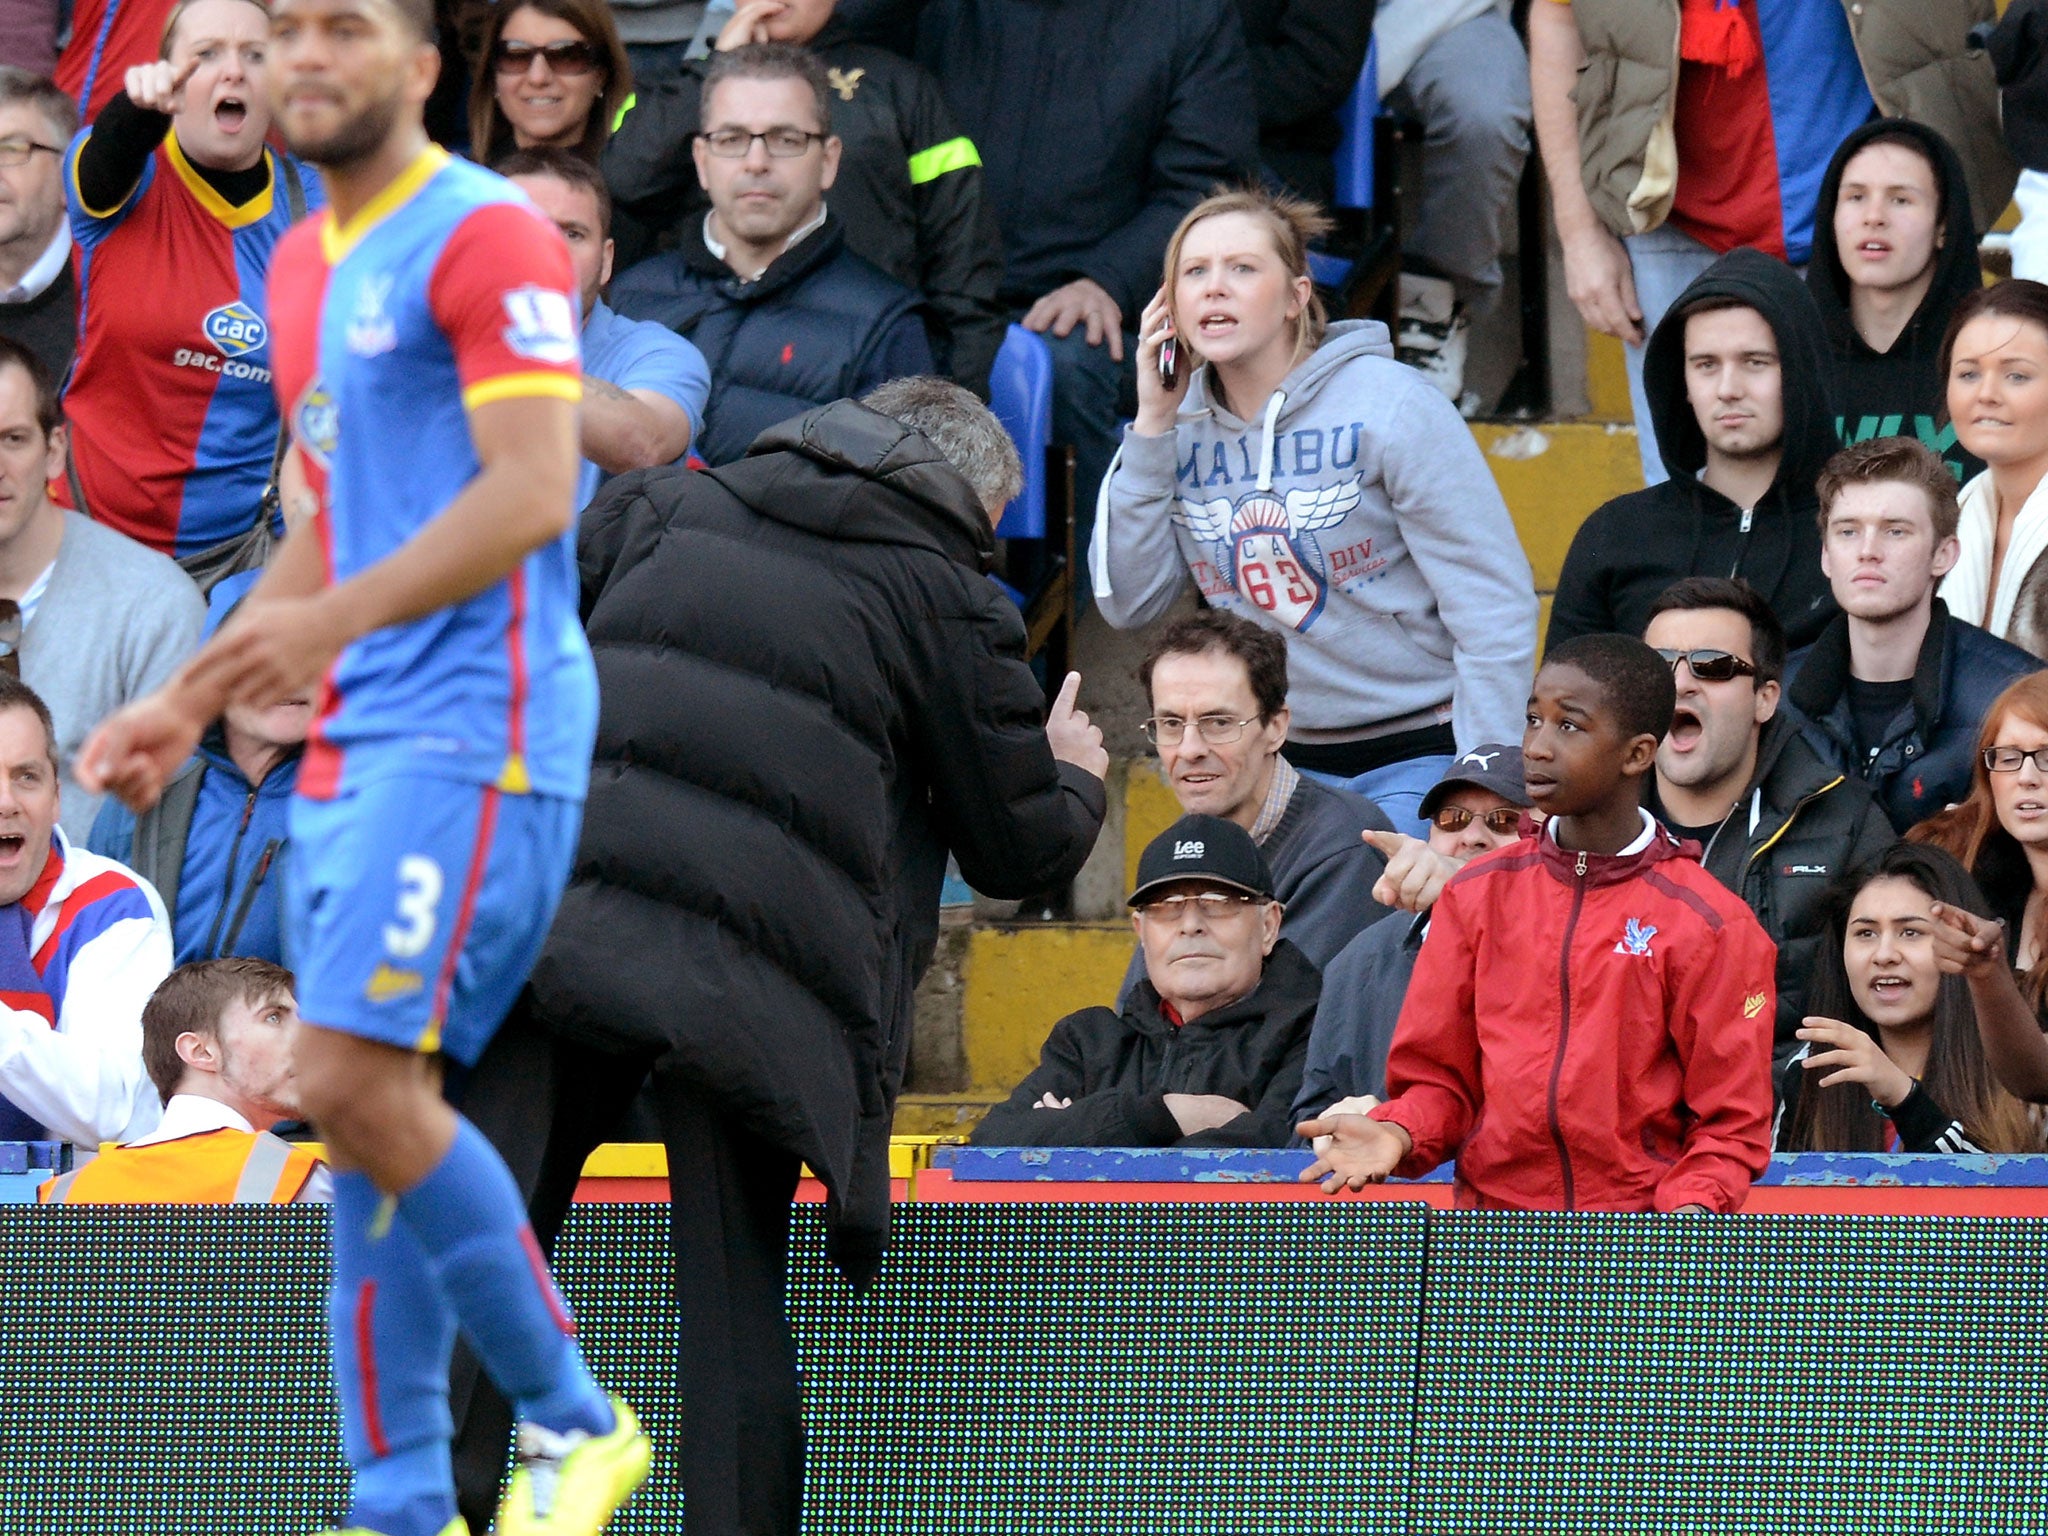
[1805,118,1981,366]
[706,399,999,573]
[1642,247,1839,489]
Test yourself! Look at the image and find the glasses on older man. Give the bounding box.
[492,39,601,75]
[1433,804,1521,836]
[697,127,827,158]
[1136,892,1262,923]
[1141,714,1260,747]
[0,138,58,169]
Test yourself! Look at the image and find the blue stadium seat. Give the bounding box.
[1334,38,1379,213]
[986,325,1074,681]
[1312,38,1402,322]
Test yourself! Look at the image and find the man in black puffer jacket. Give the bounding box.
[449,379,1107,1536]
[610,41,933,465]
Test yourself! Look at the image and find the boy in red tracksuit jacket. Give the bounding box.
[1301,634,1777,1212]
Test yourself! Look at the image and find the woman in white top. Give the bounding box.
[1942,279,2048,658]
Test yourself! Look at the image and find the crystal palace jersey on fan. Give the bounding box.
[263,147,597,803]
[63,130,320,558]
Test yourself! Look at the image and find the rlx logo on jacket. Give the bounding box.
[1614,918,1657,958]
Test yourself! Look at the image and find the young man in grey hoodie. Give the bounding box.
[1092,297,1536,833]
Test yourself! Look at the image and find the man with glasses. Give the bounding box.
[610,40,931,464]
[1125,610,1393,1002]
[1295,744,1533,1124]
[972,812,1317,1148]
[1643,576,1893,1061]
[1787,437,2040,833]
[0,71,76,382]
[0,336,200,840]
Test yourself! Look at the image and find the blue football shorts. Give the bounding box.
[284,774,580,1065]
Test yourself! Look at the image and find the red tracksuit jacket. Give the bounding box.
[1369,815,1776,1213]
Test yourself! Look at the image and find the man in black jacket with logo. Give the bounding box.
[1787,437,2039,834]
[603,0,1007,396]
[449,377,1107,1535]
[1641,577,1895,1061]
[975,814,1318,1149]
[611,41,932,464]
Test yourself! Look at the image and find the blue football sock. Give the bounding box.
[396,1115,613,1437]
[329,1168,461,1536]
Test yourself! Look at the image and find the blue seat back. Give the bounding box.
[1333,38,1379,212]
[990,323,1053,539]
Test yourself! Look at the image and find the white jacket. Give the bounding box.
[0,827,172,1145]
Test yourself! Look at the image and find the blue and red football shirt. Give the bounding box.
[264,146,597,804]
[62,129,321,557]
[1666,0,1875,264]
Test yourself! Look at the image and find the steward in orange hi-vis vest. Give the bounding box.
[38,1126,320,1203]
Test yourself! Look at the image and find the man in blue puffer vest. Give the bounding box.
[610,40,932,465]
[87,571,301,964]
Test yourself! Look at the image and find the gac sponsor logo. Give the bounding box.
[171,347,272,383]
[293,380,339,467]
[203,300,268,357]
[365,962,424,1003]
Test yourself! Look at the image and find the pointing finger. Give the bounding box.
[1051,670,1081,717]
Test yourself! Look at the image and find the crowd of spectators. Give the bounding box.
[9,0,2048,1216]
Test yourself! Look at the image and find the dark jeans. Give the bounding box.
[449,1003,805,1536]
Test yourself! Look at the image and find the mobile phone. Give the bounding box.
[1158,332,1181,391]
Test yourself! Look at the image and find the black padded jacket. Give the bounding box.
[541,402,1106,1283]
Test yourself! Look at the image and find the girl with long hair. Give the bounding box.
[1779,842,2041,1153]
[1089,184,1537,833]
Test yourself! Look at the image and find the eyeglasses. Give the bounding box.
[697,127,827,158]
[1433,804,1522,836]
[1654,648,1758,683]
[1136,892,1262,922]
[1141,714,1261,747]
[0,600,22,679]
[492,39,602,76]
[0,138,58,169]
[1985,746,2048,774]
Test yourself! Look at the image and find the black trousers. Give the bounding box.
[449,1003,806,1536]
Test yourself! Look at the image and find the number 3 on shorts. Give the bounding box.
[383,855,445,959]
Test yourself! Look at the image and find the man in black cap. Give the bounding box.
[1296,744,1532,1122]
[970,812,1318,1148]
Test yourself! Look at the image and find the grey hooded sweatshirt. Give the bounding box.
[1089,320,1535,750]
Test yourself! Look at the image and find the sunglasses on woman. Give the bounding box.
[1653,647,1758,683]
[493,39,601,76]
[1433,805,1522,836]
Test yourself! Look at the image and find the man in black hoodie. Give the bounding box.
[447,379,1109,1534]
[1807,120,1986,485]
[974,813,1318,1149]
[1549,248,1842,653]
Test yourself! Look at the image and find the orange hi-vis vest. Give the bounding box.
[37,1129,320,1205]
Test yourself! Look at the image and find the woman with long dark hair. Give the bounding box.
[1778,842,2041,1153]
[468,0,631,164]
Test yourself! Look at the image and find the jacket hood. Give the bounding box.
[1805,119,1981,368]
[1177,319,1395,488]
[707,399,999,573]
[1642,247,1839,486]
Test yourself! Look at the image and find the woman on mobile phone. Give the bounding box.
[1089,185,1536,832]
[1777,842,2042,1153]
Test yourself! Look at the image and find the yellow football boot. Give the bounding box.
[495,1394,652,1536]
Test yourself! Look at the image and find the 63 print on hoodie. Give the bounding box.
[1548,248,1841,652]
[1806,118,1986,486]
[1366,813,1777,1213]
[1091,320,1537,752]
